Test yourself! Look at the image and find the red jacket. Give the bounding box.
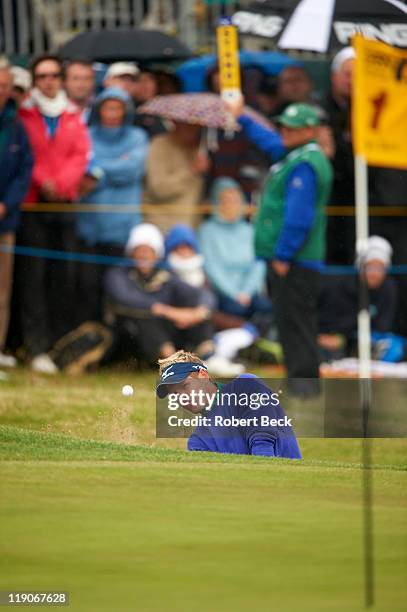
[19,101,90,203]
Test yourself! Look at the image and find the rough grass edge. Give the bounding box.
[0,425,406,471]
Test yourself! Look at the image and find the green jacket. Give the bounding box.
[255,142,333,262]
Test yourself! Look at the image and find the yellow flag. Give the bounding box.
[216,20,241,102]
[353,35,407,170]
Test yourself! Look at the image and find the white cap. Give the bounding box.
[11,66,32,91]
[104,62,139,81]
[126,223,164,258]
[331,47,355,73]
[365,236,393,268]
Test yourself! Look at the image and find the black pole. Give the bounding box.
[359,270,374,608]
[362,431,374,608]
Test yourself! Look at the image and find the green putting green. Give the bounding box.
[0,369,406,611]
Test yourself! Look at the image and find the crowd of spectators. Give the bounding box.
[1,47,406,390]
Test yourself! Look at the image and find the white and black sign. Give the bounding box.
[233,0,407,51]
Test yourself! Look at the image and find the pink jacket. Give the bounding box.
[19,100,90,203]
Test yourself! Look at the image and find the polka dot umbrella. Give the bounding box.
[138,93,272,131]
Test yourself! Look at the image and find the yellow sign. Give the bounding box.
[216,21,241,102]
[353,35,407,169]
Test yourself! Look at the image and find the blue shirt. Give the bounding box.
[188,375,302,459]
[238,114,286,162]
[43,115,60,137]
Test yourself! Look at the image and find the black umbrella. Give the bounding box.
[59,28,192,63]
[233,0,407,52]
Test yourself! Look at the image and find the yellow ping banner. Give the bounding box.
[352,35,407,170]
[216,19,241,103]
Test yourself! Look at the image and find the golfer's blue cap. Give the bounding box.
[156,361,208,398]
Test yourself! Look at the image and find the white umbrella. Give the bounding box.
[278,0,407,52]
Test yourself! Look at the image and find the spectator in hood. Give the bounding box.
[198,177,269,320]
[165,223,246,341]
[165,223,215,308]
[76,87,148,323]
[103,64,166,139]
[0,61,33,368]
[18,53,90,374]
[104,223,216,365]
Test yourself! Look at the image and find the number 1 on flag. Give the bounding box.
[216,18,241,103]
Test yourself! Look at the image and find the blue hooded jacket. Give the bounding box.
[77,88,148,247]
[198,177,266,300]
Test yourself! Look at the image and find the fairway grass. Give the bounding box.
[1,368,406,611]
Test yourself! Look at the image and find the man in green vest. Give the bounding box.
[232,101,333,397]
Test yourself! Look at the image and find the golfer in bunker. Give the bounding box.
[156,351,301,458]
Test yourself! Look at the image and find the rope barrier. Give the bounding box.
[20,203,407,217]
[2,244,407,275]
[22,203,142,214]
[0,245,134,267]
[326,206,407,217]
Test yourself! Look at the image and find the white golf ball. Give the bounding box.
[122,384,134,397]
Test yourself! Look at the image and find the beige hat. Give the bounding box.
[104,62,139,80]
[11,66,32,91]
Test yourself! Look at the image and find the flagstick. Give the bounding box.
[355,153,374,608]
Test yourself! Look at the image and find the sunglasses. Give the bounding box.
[35,72,62,80]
